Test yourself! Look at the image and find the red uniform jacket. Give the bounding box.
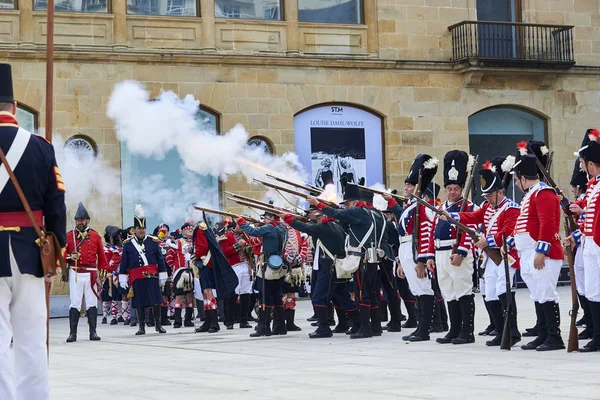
[65,229,108,272]
[110,247,122,273]
[427,199,477,258]
[456,198,520,269]
[193,228,213,268]
[583,176,600,247]
[511,183,563,260]
[220,231,246,266]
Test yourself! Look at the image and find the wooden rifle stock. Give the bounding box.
[564,217,580,353]
[411,195,502,265]
[452,155,479,255]
[500,233,513,350]
[254,179,340,209]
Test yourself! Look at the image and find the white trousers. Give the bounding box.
[233,262,252,295]
[575,245,585,296]
[519,248,562,303]
[68,270,97,310]
[398,241,433,296]
[582,237,600,302]
[482,257,518,301]
[0,239,49,400]
[435,249,474,302]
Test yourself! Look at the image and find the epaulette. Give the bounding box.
[147,234,160,242]
[123,237,132,244]
[198,222,208,231]
[506,200,520,209]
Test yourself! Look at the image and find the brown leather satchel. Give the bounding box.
[0,145,65,278]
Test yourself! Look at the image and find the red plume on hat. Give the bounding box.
[482,160,496,172]
[517,141,528,156]
[589,129,600,142]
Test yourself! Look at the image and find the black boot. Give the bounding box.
[327,305,336,326]
[452,294,475,344]
[490,293,521,346]
[173,308,183,328]
[153,305,166,333]
[350,305,373,339]
[371,307,383,337]
[286,309,302,331]
[439,299,449,332]
[578,296,594,339]
[239,294,252,328]
[484,300,505,346]
[580,301,600,352]
[66,307,79,343]
[272,307,287,335]
[332,308,349,333]
[509,291,522,342]
[87,307,101,341]
[309,306,333,338]
[184,307,195,327]
[536,302,565,351]
[196,308,211,333]
[136,308,146,335]
[307,305,318,322]
[523,302,541,337]
[161,306,171,326]
[209,309,220,333]
[379,300,388,322]
[521,303,547,350]
[146,308,154,327]
[437,300,461,344]
[225,297,236,330]
[407,295,435,342]
[402,301,418,328]
[346,309,361,335]
[250,309,272,337]
[385,292,403,332]
[479,295,495,336]
[431,298,446,333]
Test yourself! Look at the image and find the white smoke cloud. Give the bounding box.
[370,183,390,211]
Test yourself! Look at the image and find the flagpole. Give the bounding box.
[45,0,54,142]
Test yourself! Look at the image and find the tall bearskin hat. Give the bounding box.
[443,150,473,188]
[570,158,588,193]
[134,204,146,229]
[495,156,515,191]
[74,202,90,220]
[405,154,438,195]
[577,129,600,166]
[527,140,550,180]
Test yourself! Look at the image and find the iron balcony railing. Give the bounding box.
[448,21,575,68]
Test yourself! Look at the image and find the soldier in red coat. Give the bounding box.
[507,141,565,351]
[64,203,109,343]
[166,222,195,328]
[450,157,522,347]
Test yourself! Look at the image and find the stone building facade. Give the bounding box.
[1,0,599,232]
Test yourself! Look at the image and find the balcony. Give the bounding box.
[448,21,575,69]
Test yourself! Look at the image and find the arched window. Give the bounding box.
[294,103,384,193]
[120,107,220,229]
[15,104,38,132]
[468,105,547,203]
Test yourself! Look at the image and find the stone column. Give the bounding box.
[364,0,378,56]
[113,0,127,49]
[285,0,300,54]
[201,0,216,52]
[18,0,34,47]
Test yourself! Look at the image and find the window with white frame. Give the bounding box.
[215,0,281,20]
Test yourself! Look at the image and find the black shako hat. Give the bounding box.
[443,150,471,187]
[405,154,438,195]
[512,140,549,179]
[479,160,503,195]
[0,64,14,103]
[577,129,600,166]
[341,183,361,203]
[570,158,588,193]
[74,202,90,220]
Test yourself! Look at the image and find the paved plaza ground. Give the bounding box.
[46,286,599,400]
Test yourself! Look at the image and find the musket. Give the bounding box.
[193,206,261,224]
[254,178,340,209]
[357,185,408,204]
[225,192,308,219]
[226,197,311,222]
[534,158,579,232]
[412,169,423,264]
[411,194,503,265]
[452,155,479,255]
[265,174,323,195]
[564,217,579,353]
[500,233,513,350]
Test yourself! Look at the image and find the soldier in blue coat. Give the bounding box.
[119,206,168,335]
[0,63,66,400]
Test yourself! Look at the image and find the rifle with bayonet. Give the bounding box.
[500,233,513,350]
[254,178,341,209]
[452,155,479,255]
[226,197,311,222]
[564,217,579,353]
[357,185,408,204]
[412,169,423,263]
[193,206,261,224]
[411,194,503,265]
[265,174,323,195]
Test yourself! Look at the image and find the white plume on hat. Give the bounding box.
[540,146,549,156]
[424,157,438,170]
[134,204,145,218]
[501,155,516,172]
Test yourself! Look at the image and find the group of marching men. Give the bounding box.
[62,130,600,352]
